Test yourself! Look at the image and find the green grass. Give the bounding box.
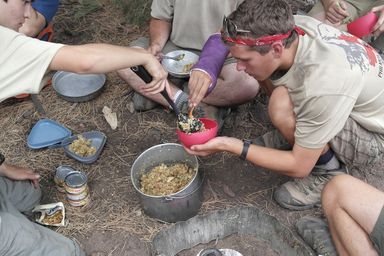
[74,0,103,19]
[112,0,152,28]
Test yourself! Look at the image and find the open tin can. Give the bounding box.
[54,165,76,193]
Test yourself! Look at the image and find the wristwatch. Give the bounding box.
[240,139,252,160]
[0,152,4,166]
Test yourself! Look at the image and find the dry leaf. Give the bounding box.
[102,106,117,130]
[222,184,235,197]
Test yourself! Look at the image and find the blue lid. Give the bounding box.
[27,119,71,149]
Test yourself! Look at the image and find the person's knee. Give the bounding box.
[268,86,294,127]
[15,181,42,213]
[322,174,350,213]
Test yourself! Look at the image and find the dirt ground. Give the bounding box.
[2,0,384,256]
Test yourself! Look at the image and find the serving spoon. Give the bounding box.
[161,53,185,61]
[130,65,180,116]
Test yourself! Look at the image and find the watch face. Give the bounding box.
[0,152,4,165]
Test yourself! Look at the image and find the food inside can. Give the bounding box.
[54,165,76,193]
[140,163,196,196]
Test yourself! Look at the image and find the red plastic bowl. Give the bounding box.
[176,118,218,148]
[347,12,378,38]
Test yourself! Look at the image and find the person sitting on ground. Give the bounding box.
[117,0,260,128]
[308,0,384,52]
[14,0,59,99]
[19,0,59,41]
[0,0,169,255]
[185,0,384,212]
[296,174,384,256]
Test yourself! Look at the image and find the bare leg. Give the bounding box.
[203,63,259,106]
[322,175,383,256]
[117,67,179,108]
[118,61,259,109]
[267,86,296,145]
[267,86,331,154]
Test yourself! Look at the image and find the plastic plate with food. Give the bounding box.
[62,131,107,164]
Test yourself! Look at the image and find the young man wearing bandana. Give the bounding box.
[186,1,384,252]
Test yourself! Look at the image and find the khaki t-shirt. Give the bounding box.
[272,15,384,149]
[0,26,63,102]
[151,0,243,50]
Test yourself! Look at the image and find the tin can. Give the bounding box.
[54,165,76,193]
[64,171,90,206]
[66,186,89,201]
[67,194,91,207]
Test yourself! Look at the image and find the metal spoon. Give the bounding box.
[162,53,185,61]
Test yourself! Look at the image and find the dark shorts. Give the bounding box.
[370,206,384,255]
[329,117,384,167]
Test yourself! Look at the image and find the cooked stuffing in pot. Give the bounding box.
[140,163,196,196]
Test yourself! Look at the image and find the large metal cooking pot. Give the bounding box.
[131,143,203,223]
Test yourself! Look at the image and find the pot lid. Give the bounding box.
[52,71,106,98]
[27,119,71,149]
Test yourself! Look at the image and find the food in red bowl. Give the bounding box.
[176,118,218,148]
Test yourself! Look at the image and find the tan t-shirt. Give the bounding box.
[151,0,244,50]
[272,15,384,149]
[0,26,63,102]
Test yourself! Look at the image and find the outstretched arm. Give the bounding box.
[185,136,323,178]
[49,44,170,95]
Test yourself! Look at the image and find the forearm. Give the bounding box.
[221,137,316,177]
[50,44,155,73]
[149,18,172,50]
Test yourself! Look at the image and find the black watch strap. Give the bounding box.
[240,139,252,160]
[0,152,4,166]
